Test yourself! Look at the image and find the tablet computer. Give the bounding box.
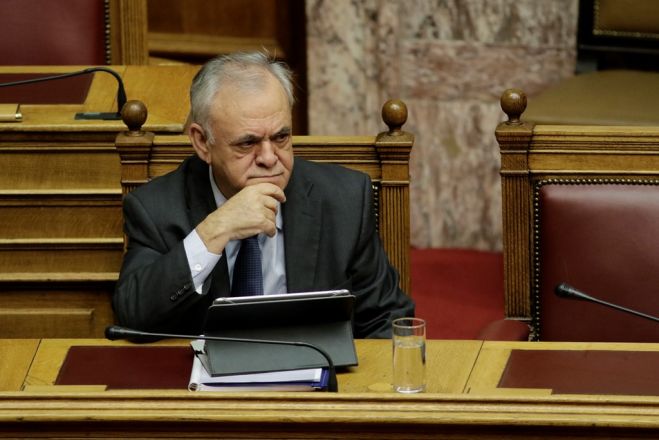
[203,289,358,376]
[211,289,351,305]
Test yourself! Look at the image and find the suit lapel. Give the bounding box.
[184,156,231,298]
[283,161,321,292]
[185,156,216,229]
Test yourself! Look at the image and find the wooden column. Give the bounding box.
[110,0,149,64]
[495,89,534,320]
[375,100,414,295]
[115,100,153,195]
[115,100,153,253]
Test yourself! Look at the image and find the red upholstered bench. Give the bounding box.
[494,89,659,342]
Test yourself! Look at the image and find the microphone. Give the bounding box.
[0,67,127,120]
[555,283,659,323]
[105,325,338,392]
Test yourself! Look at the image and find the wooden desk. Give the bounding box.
[1,339,658,439]
[0,65,199,338]
[0,339,39,391]
[22,339,482,394]
[467,340,659,395]
[0,65,198,131]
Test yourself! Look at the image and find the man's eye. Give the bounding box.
[273,133,290,143]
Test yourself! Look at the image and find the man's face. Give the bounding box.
[198,74,294,199]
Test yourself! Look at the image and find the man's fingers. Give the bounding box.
[263,222,277,237]
[255,182,286,203]
[262,195,280,213]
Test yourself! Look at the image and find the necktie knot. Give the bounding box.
[231,235,263,296]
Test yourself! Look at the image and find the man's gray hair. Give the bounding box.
[189,51,295,143]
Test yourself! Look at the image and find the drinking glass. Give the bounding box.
[392,317,426,393]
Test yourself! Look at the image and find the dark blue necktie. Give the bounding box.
[231,235,263,296]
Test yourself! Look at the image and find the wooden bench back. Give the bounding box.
[496,89,659,341]
[116,99,414,294]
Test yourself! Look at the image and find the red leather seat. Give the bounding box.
[534,182,659,342]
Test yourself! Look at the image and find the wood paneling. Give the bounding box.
[0,339,39,391]
[147,0,291,58]
[1,339,658,438]
[0,65,195,338]
[146,0,308,133]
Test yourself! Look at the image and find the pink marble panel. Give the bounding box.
[407,99,505,249]
[401,41,576,101]
[305,0,579,249]
[400,0,577,46]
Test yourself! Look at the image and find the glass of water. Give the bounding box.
[392,317,426,393]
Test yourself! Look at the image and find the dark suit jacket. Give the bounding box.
[113,155,414,338]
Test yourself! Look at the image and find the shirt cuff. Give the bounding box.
[183,229,221,294]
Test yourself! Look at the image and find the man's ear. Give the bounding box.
[188,122,211,164]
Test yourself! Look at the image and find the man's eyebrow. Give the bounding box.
[229,127,291,146]
[271,127,292,138]
[230,133,262,146]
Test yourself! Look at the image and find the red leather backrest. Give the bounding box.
[0,0,107,65]
[536,182,659,342]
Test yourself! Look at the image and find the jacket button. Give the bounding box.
[170,294,177,301]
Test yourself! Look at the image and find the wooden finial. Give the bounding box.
[382,99,408,135]
[121,100,148,135]
[500,89,527,125]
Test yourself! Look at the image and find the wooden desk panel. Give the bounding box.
[341,339,482,393]
[466,340,659,395]
[2,339,659,439]
[121,65,198,130]
[0,65,198,132]
[0,339,38,391]
[24,338,183,389]
[24,339,482,394]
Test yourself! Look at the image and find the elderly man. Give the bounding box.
[113,52,414,338]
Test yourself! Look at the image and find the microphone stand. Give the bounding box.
[0,67,127,120]
[105,325,338,392]
[555,283,659,323]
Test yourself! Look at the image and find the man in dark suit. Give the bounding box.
[112,52,414,338]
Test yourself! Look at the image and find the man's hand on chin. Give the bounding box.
[196,183,286,253]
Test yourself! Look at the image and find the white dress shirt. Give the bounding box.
[183,167,287,296]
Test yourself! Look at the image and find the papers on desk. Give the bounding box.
[188,340,329,392]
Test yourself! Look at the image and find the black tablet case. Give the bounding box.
[202,294,358,376]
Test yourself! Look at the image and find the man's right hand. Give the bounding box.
[195,183,286,254]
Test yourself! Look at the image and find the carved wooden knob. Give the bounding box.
[500,89,527,124]
[121,100,148,133]
[382,99,407,134]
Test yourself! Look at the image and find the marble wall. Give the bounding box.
[306,0,578,250]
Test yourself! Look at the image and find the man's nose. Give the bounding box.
[256,140,278,167]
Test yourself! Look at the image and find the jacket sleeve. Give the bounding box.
[348,176,415,338]
[112,191,213,333]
